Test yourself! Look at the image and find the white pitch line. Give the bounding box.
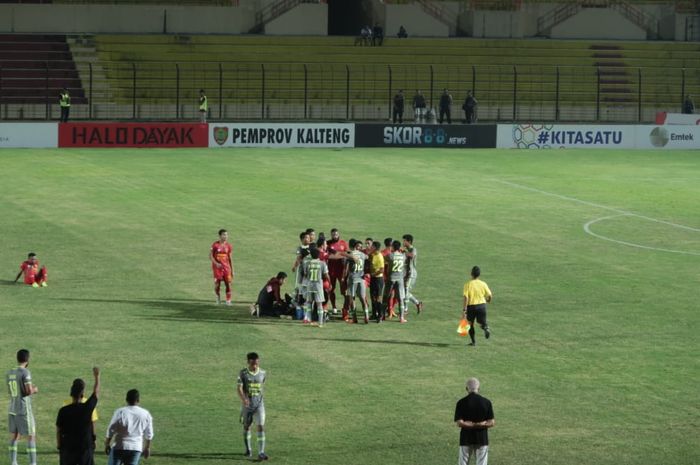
[583,214,700,256]
[494,179,700,233]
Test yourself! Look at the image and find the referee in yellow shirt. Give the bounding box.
[463,266,492,346]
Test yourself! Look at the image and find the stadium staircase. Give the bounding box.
[0,34,86,118]
[249,0,324,34]
[537,0,660,39]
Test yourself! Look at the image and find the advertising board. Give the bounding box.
[497,124,700,150]
[497,124,636,149]
[355,124,496,148]
[58,123,209,148]
[0,123,58,148]
[210,123,354,148]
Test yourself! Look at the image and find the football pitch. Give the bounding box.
[1,147,699,465]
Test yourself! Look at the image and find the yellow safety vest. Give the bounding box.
[59,92,71,108]
[199,95,208,112]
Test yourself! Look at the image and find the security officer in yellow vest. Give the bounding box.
[199,89,208,123]
[59,88,71,123]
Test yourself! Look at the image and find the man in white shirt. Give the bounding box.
[104,389,154,465]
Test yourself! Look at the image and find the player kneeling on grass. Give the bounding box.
[251,272,292,318]
[237,353,268,461]
[303,248,330,326]
[463,266,493,346]
[14,253,48,288]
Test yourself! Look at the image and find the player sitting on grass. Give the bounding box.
[14,253,48,288]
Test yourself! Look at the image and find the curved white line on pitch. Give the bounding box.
[494,179,700,233]
[583,214,700,256]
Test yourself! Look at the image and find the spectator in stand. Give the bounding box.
[683,95,695,114]
[462,91,478,124]
[251,272,289,317]
[398,25,408,38]
[439,88,453,124]
[412,90,427,123]
[372,25,384,46]
[59,88,71,123]
[393,89,405,124]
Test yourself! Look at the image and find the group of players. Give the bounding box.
[289,228,423,326]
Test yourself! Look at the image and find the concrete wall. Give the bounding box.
[0,4,256,34]
[472,11,524,38]
[385,4,449,37]
[265,3,327,35]
[551,9,646,40]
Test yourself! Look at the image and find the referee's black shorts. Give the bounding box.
[466,303,487,327]
[370,276,384,299]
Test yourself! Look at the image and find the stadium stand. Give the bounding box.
[86,34,700,121]
[0,34,85,112]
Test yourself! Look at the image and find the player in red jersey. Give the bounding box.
[326,228,349,319]
[210,229,234,305]
[381,238,398,318]
[316,235,332,316]
[14,252,48,287]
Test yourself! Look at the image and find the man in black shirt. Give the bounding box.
[454,377,494,465]
[439,88,453,124]
[393,90,405,124]
[56,367,101,465]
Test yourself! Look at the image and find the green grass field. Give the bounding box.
[1,148,699,465]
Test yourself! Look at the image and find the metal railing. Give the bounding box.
[1,61,698,122]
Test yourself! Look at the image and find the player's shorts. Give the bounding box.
[306,287,324,304]
[405,273,417,293]
[8,413,36,436]
[370,276,384,299]
[385,279,406,303]
[466,304,487,327]
[241,402,265,428]
[212,265,232,283]
[348,280,366,299]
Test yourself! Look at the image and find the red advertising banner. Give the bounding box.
[58,123,208,148]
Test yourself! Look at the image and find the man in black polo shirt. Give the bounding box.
[454,377,494,465]
[56,366,101,465]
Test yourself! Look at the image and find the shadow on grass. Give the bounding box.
[0,279,20,286]
[53,297,289,326]
[306,337,459,348]
[154,452,249,461]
